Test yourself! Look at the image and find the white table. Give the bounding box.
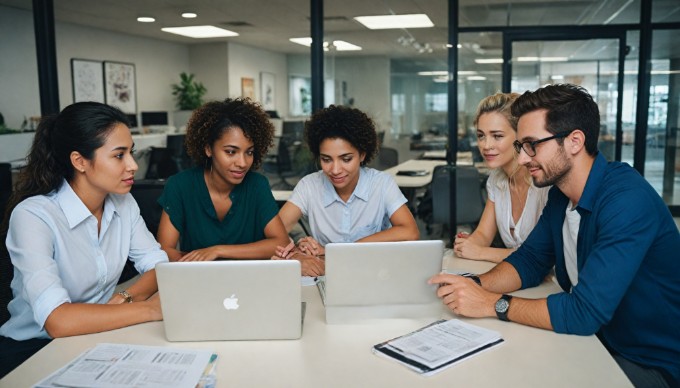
[1,254,631,387]
[385,159,447,189]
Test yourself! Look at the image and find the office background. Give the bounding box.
[1,0,679,217]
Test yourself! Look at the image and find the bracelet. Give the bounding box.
[117,290,133,303]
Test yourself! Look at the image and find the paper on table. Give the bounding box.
[373,319,503,376]
[34,343,216,388]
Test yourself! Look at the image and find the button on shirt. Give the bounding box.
[0,180,168,341]
[288,168,407,245]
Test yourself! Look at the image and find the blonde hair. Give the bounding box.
[473,92,530,187]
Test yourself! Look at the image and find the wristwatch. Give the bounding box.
[117,290,133,303]
[495,294,513,321]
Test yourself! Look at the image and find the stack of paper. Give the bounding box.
[373,319,503,376]
[34,343,217,388]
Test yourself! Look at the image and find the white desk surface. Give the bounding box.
[131,133,167,150]
[385,159,447,188]
[1,254,630,388]
[272,190,293,202]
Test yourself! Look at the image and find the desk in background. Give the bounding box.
[1,254,630,387]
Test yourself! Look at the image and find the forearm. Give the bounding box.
[162,246,184,262]
[44,301,158,338]
[505,297,553,330]
[122,270,158,301]
[357,225,419,243]
[479,261,522,293]
[475,246,515,263]
[215,236,289,259]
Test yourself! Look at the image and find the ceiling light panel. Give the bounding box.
[161,26,238,39]
[354,14,434,30]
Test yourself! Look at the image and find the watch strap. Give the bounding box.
[495,294,513,322]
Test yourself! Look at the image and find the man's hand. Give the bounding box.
[428,273,498,318]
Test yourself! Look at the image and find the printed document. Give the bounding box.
[34,343,216,388]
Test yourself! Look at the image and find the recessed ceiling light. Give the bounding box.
[137,16,155,23]
[331,40,362,51]
[467,76,487,81]
[354,14,434,30]
[475,58,503,64]
[161,25,238,39]
[181,12,197,18]
[418,71,448,76]
[289,37,362,51]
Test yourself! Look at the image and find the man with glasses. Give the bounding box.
[430,84,680,388]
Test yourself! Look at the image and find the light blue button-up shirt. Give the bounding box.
[1,180,168,340]
[289,167,407,246]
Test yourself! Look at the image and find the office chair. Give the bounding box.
[166,134,193,171]
[0,244,12,327]
[426,165,485,236]
[265,136,304,190]
[118,179,167,284]
[144,147,179,180]
[371,147,399,170]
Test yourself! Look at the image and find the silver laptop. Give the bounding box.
[318,240,444,324]
[156,260,302,341]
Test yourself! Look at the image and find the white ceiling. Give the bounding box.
[1,0,677,64]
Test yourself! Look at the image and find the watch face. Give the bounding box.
[495,298,510,313]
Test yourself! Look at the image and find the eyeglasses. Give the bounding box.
[513,130,574,157]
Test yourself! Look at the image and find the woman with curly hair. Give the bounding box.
[275,105,419,276]
[453,93,549,262]
[156,98,289,261]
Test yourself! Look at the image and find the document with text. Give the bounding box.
[33,343,217,388]
[373,319,503,376]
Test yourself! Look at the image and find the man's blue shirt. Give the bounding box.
[506,153,680,381]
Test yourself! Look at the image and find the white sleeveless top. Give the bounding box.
[486,169,550,249]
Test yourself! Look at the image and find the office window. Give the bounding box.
[653,0,680,23]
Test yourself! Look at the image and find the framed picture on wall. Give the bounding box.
[289,75,311,116]
[260,72,275,110]
[241,77,255,99]
[104,61,136,114]
[71,58,104,103]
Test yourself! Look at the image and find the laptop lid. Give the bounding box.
[156,260,301,341]
[322,240,444,324]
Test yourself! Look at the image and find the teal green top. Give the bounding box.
[158,167,279,253]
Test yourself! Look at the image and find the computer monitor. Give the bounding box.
[125,114,138,128]
[141,111,169,126]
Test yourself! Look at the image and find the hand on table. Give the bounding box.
[297,236,325,257]
[291,252,325,277]
[179,247,220,262]
[428,273,497,318]
[453,233,483,259]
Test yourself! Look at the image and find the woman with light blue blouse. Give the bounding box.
[0,102,168,378]
[276,105,420,276]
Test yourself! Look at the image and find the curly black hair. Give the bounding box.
[184,98,274,170]
[304,105,378,165]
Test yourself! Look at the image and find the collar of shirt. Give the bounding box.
[321,167,370,207]
[55,179,118,230]
[575,152,607,214]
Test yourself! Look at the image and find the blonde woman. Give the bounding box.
[453,93,549,262]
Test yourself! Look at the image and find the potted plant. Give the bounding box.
[171,72,207,131]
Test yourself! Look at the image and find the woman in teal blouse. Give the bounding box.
[157,98,289,261]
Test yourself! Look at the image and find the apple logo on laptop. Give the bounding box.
[223,294,239,310]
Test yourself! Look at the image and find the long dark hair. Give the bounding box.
[1,102,129,240]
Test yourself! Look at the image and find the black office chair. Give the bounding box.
[118,179,167,284]
[264,137,305,190]
[145,147,179,180]
[0,244,13,327]
[370,147,399,170]
[420,165,485,237]
[166,134,193,171]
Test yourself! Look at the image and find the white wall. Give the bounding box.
[0,5,190,130]
[0,6,40,129]
[227,42,288,115]
[189,43,229,103]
